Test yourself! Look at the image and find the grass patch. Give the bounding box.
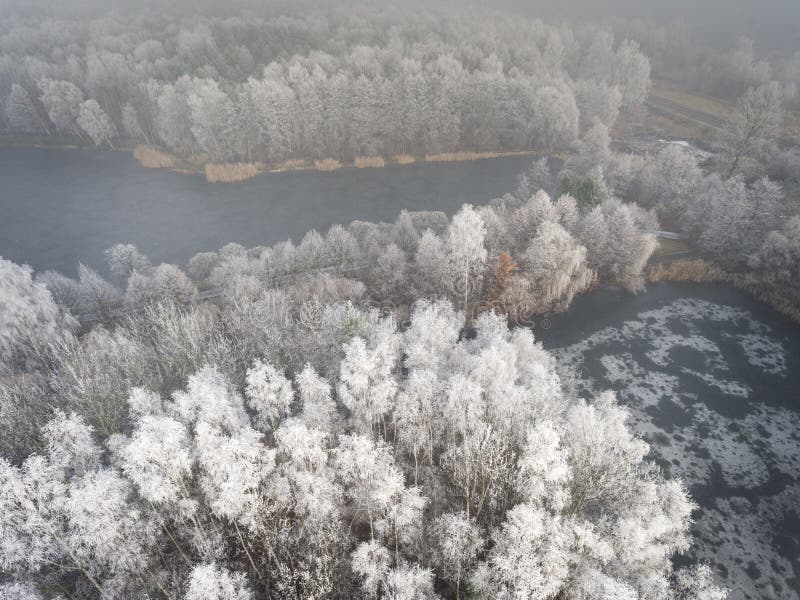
[354,156,385,168]
[204,162,260,183]
[314,158,341,172]
[133,145,176,169]
[651,81,733,120]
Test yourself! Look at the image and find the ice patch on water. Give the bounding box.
[555,297,799,598]
[737,333,787,376]
[706,436,770,488]
[740,405,800,475]
[693,492,800,600]
[680,368,751,397]
[600,354,681,409]
[646,333,724,369]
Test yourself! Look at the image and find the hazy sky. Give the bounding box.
[2,0,798,51]
[494,0,800,50]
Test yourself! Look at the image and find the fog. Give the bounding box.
[498,0,800,49]
[3,0,799,49]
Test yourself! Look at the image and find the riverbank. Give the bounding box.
[132,145,553,182]
[0,134,556,182]
[649,258,800,323]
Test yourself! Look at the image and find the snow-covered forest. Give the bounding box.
[3,260,727,599]
[0,5,650,161]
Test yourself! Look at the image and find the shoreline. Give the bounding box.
[139,146,554,182]
[0,137,552,182]
[648,258,800,324]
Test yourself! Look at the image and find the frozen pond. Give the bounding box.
[538,283,800,599]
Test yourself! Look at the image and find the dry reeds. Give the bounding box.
[393,154,416,165]
[648,259,800,324]
[354,156,386,168]
[133,145,175,169]
[648,259,727,283]
[274,159,306,171]
[204,162,260,183]
[425,151,503,163]
[314,158,341,172]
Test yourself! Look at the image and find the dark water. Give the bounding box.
[0,146,535,276]
[538,283,800,599]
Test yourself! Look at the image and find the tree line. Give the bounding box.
[0,5,650,161]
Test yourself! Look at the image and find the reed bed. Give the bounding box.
[649,259,800,323]
[314,158,342,172]
[425,151,503,162]
[133,145,175,169]
[354,156,386,168]
[648,259,727,283]
[204,162,260,183]
[393,154,416,165]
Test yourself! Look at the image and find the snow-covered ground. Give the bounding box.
[555,298,800,599]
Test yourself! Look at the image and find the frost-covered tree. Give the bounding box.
[104,243,152,282]
[151,264,197,303]
[37,79,84,135]
[721,82,784,176]
[76,264,124,319]
[184,563,253,600]
[749,216,800,290]
[519,220,594,311]
[2,9,651,162]
[0,258,76,374]
[245,359,293,431]
[446,205,487,314]
[5,84,46,134]
[77,99,116,148]
[577,199,657,291]
[337,317,400,434]
[637,145,704,215]
[432,512,483,599]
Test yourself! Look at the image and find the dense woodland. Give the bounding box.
[2,2,800,599]
[0,6,650,161]
[1,256,723,599]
